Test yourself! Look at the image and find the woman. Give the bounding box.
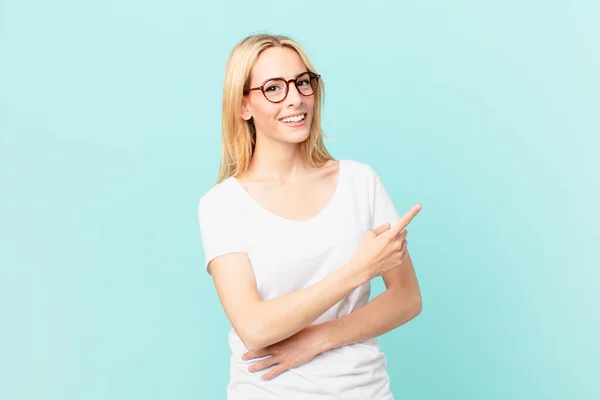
[198,33,423,400]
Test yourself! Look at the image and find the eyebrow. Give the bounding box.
[254,70,309,87]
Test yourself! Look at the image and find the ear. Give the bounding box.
[240,97,252,121]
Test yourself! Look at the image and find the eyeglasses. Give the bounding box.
[245,71,321,103]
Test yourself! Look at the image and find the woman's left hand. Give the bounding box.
[242,324,328,381]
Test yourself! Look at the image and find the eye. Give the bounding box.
[265,84,282,92]
[297,79,310,86]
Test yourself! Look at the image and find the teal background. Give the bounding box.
[1,0,598,399]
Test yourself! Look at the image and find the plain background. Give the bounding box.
[1,0,598,399]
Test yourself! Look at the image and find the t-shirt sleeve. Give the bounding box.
[197,194,246,275]
[369,166,401,230]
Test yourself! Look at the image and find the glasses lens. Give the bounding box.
[261,73,319,102]
[263,79,287,102]
[297,72,317,96]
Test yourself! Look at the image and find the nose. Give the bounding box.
[285,80,303,106]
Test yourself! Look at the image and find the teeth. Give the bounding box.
[280,114,305,123]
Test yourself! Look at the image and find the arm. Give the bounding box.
[201,181,420,355]
[210,252,368,352]
[240,248,422,381]
[316,249,422,352]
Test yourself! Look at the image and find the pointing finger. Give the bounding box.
[391,204,422,234]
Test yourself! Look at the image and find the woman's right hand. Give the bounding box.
[349,204,422,282]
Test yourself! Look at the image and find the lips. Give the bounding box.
[279,113,307,123]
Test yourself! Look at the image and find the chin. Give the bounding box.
[280,127,311,144]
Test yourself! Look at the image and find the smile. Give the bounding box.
[279,113,307,124]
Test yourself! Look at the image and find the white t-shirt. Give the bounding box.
[198,159,401,400]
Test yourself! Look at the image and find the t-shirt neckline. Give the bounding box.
[228,159,345,225]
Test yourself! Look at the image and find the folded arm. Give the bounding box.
[209,252,368,351]
[316,250,422,353]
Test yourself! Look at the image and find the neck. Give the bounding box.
[246,135,309,183]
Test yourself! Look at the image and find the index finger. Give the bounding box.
[391,204,422,234]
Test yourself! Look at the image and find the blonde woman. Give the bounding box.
[198,34,423,400]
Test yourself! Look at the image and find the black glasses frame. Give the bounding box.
[245,71,321,103]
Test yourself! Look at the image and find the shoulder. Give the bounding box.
[197,178,238,219]
[340,158,379,184]
[340,159,393,205]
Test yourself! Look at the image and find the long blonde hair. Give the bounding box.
[217,34,334,183]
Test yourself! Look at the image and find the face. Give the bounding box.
[241,47,316,145]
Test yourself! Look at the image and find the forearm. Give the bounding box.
[245,261,368,351]
[317,285,422,352]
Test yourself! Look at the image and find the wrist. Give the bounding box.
[343,258,371,287]
[309,323,337,354]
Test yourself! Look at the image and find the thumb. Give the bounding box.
[371,222,391,236]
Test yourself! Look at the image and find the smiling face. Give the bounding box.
[241,46,316,146]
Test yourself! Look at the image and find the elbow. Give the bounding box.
[234,303,275,351]
[413,293,423,317]
[240,336,263,352]
[237,323,268,352]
